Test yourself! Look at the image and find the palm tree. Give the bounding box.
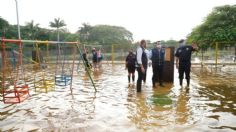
[77,23,92,42]
[49,18,66,41]
[25,20,39,39]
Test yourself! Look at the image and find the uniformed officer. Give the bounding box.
[136,39,148,92]
[149,41,165,87]
[175,40,198,87]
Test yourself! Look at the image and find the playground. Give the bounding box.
[0,39,236,131]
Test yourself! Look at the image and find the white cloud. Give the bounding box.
[0,0,235,41]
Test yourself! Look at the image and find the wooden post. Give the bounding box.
[215,42,218,67]
[112,44,114,64]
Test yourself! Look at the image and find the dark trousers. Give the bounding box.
[136,67,145,92]
[142,70,147,83]
[152,64,164,86]
[179,62,191,81]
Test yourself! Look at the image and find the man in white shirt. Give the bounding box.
[136,40,148,92]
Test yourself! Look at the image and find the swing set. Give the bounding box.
[33,41,55,93]
[0,39,29,103]
[0,38,97,104]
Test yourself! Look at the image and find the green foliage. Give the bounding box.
[0,17,9,36]
[187,5,236,48]
[78,24,133,46]
[49,18,66,29]
[1,16,131,47]
[24,20,40,39]
[49,18,67,41]
[77,23,92,42]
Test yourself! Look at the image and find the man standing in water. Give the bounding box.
[125,50,136,85]
[175,40,198,87]
[92,48,98,70]
[149,41,165,87]
[136,40,148,92]
[82,49,91,70]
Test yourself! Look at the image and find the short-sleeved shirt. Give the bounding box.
[126,53,136,67]
[175,45,195,62]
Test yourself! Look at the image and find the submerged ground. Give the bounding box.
[0,64,236,132]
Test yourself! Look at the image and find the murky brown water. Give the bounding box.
[1,64,236,131]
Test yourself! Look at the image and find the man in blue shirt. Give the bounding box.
[149,41,165,87]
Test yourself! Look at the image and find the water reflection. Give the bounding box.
[175,87,190,124]
[0,65,236,131]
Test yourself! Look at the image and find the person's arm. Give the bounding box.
[175,57,179,69]
[148,50,152,66]
[175,49,180,69]
[137,48,142,65]
[125,55,128,69]
[137,47,145,72]
[160,48,165,61]
[148,49,152,60]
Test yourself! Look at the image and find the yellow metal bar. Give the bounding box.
[215,42,218,67]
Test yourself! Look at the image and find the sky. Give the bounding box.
[0,0,235,42]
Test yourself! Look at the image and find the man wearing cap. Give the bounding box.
[175,40,198,87]
[149,41,165,87]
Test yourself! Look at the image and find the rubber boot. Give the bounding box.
[128,75,130,83]
[186,79,190,87]
[132,75,135,83]
[180,79,183,86]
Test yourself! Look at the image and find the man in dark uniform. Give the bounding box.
[150,41,165,87]
[136,39,148,92]
[175,40,198,87]
[125,50,136,84]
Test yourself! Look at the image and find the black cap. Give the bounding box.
[179,39,184,43]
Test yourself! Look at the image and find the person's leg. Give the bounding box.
[128,67,131,83]
[132,73,135,82]
[159,65,164,86]
[128,73,131,83]
[143,70,147,83]
[152,66,157,87]
[136,67,143,92]
[131,69,135,83]
[185,63,191,87]
[179,63,184,86]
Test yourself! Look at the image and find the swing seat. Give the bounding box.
[3,84,30,104]
[55,74,72,86]
[34,78,55,93]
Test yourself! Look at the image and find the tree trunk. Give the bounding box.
[57,28,60,41]
[234,44,236,62]
[201,49,204,68]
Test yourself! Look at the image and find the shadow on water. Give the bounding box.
[0,64,236,131]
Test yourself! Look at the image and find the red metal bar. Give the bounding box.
[1,39,21,44]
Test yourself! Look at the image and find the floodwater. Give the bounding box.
[0,64,236,132]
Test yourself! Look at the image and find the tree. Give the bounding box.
[24,20,40,39]
[0,17,9,37]
[88,25,133,45]
[49,18,66,41]
[77,23,93,43]
[187,5,236,48]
